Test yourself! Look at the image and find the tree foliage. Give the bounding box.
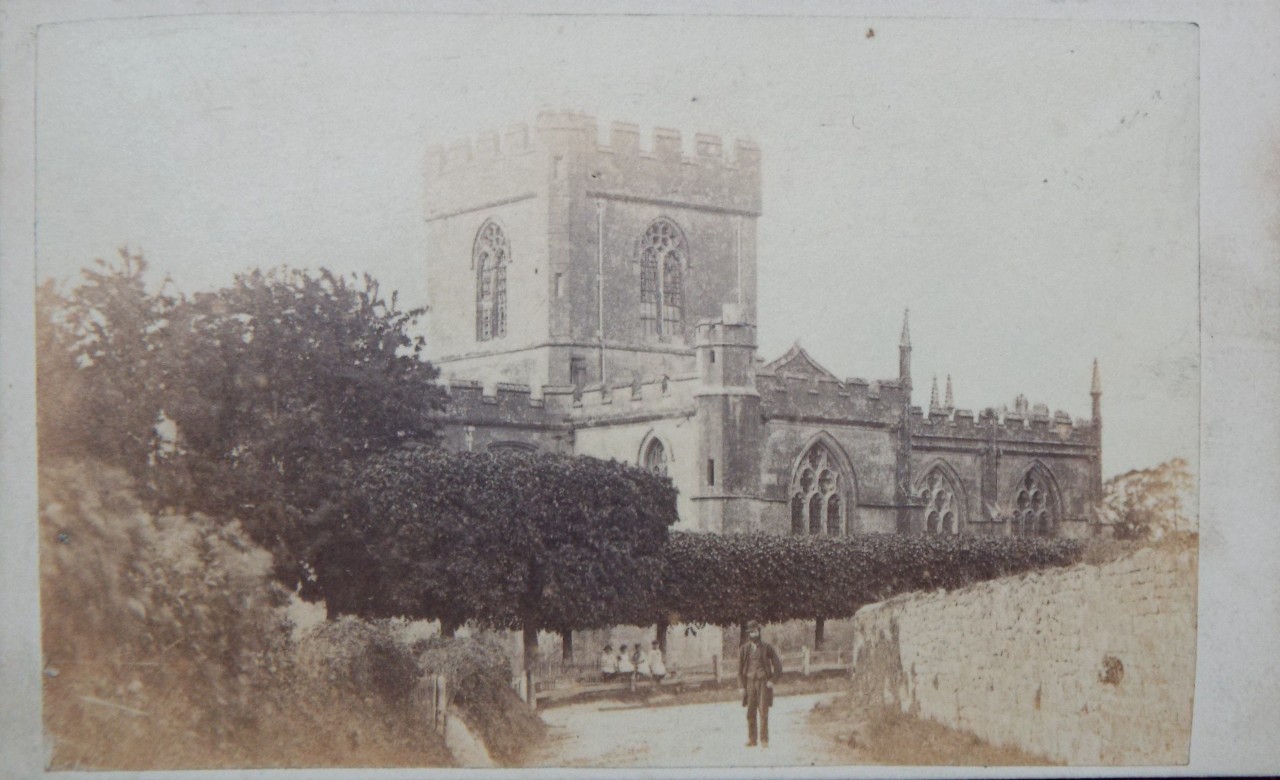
[158,267,446,520]
[1102,458,1196,541]
[37,256,449,598]
[660,531,1086,628]
[322,446,678,662]
[36,250,174,477]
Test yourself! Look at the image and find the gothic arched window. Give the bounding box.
[642,437,668,476]
[639,219,688,341]
[790,442,848,536]
[918,467,961,535]
[1012,468,1058,536]
[474,220,510,342]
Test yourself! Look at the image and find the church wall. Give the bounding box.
[593,200,755,347]
[571,413,702,532]
[437,420,566,455]
[423,196,550,374]
[910,446,986,533]
[996,451,1095,523]
[434,349,549,393]
[759,420,900,535]
[599,345,697,390]
[435,381,571,454]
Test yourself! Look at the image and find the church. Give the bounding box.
[422,112,1104,539]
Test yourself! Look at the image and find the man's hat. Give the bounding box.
[747,620,762,631]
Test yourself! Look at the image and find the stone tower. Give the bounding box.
[693,306,762,533]
[423,111,762,392]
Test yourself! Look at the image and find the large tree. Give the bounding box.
[36,250,174,478]
[154,267,449,592]
[330,446,678,670]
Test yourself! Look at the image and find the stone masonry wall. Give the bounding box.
[851,544,1197,765]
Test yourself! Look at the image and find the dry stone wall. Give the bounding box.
[851,544,1197,765]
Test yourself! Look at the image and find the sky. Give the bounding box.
[34,12,1199,478]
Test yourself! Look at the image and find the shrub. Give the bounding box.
[1102,458,1196,541]
[412,634,545,765]
[660,531,1086,628]
[295,618,423,713]
[39,457,453,769]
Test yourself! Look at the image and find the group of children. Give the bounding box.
[600,640,667,685]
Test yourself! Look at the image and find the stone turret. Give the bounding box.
[898,308,912,392]
[693,305,763,533]
[895,308,915,532]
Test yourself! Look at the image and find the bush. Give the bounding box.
[1102,458,1196,541]
[296,618,423,713]
[660,531,1086,628]
[412,634,545,765]
[39,457,453,769]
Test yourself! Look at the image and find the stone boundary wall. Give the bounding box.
[851,544,1197,765]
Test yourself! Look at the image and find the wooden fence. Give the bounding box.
[513,644,851,704]
[412,674,451,744]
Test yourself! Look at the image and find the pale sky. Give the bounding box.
[34,13,1199,477]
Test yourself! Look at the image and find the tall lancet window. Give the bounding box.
[639,219,688,341]
[474,220,510,342]
[789,442,849,536]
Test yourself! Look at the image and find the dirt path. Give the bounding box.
[524,692,854,768]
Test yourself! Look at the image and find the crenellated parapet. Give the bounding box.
[911,402,1098,447]
[569,372,700,422]
[436,380,562,427]
[757,372,907,425]
[425,111,762,220]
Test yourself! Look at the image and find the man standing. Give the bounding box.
[738,620,782,748]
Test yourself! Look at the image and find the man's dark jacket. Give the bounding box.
[738,639,783,702]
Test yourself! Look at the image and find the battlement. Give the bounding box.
[427,111,761,179]
[438,380,557,423]
[570,372,700,419]
[758,372,906,424]
[694,312,756,346]
[911,401,1098,445]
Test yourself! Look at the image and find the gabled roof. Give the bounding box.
[760,342,839,380]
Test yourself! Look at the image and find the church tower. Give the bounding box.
[423,112,762,392]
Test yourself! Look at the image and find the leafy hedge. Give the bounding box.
[318,446,678,668]
[659,531,1086,627]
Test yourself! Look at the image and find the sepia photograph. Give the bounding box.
[7,0,1272,776]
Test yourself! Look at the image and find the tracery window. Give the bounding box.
[475,220,510,342]
[790,443,847,536]
[642,438,668,476]
[1012,468,1058,536]
[639,219,687,341]
[918,468,960,535]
